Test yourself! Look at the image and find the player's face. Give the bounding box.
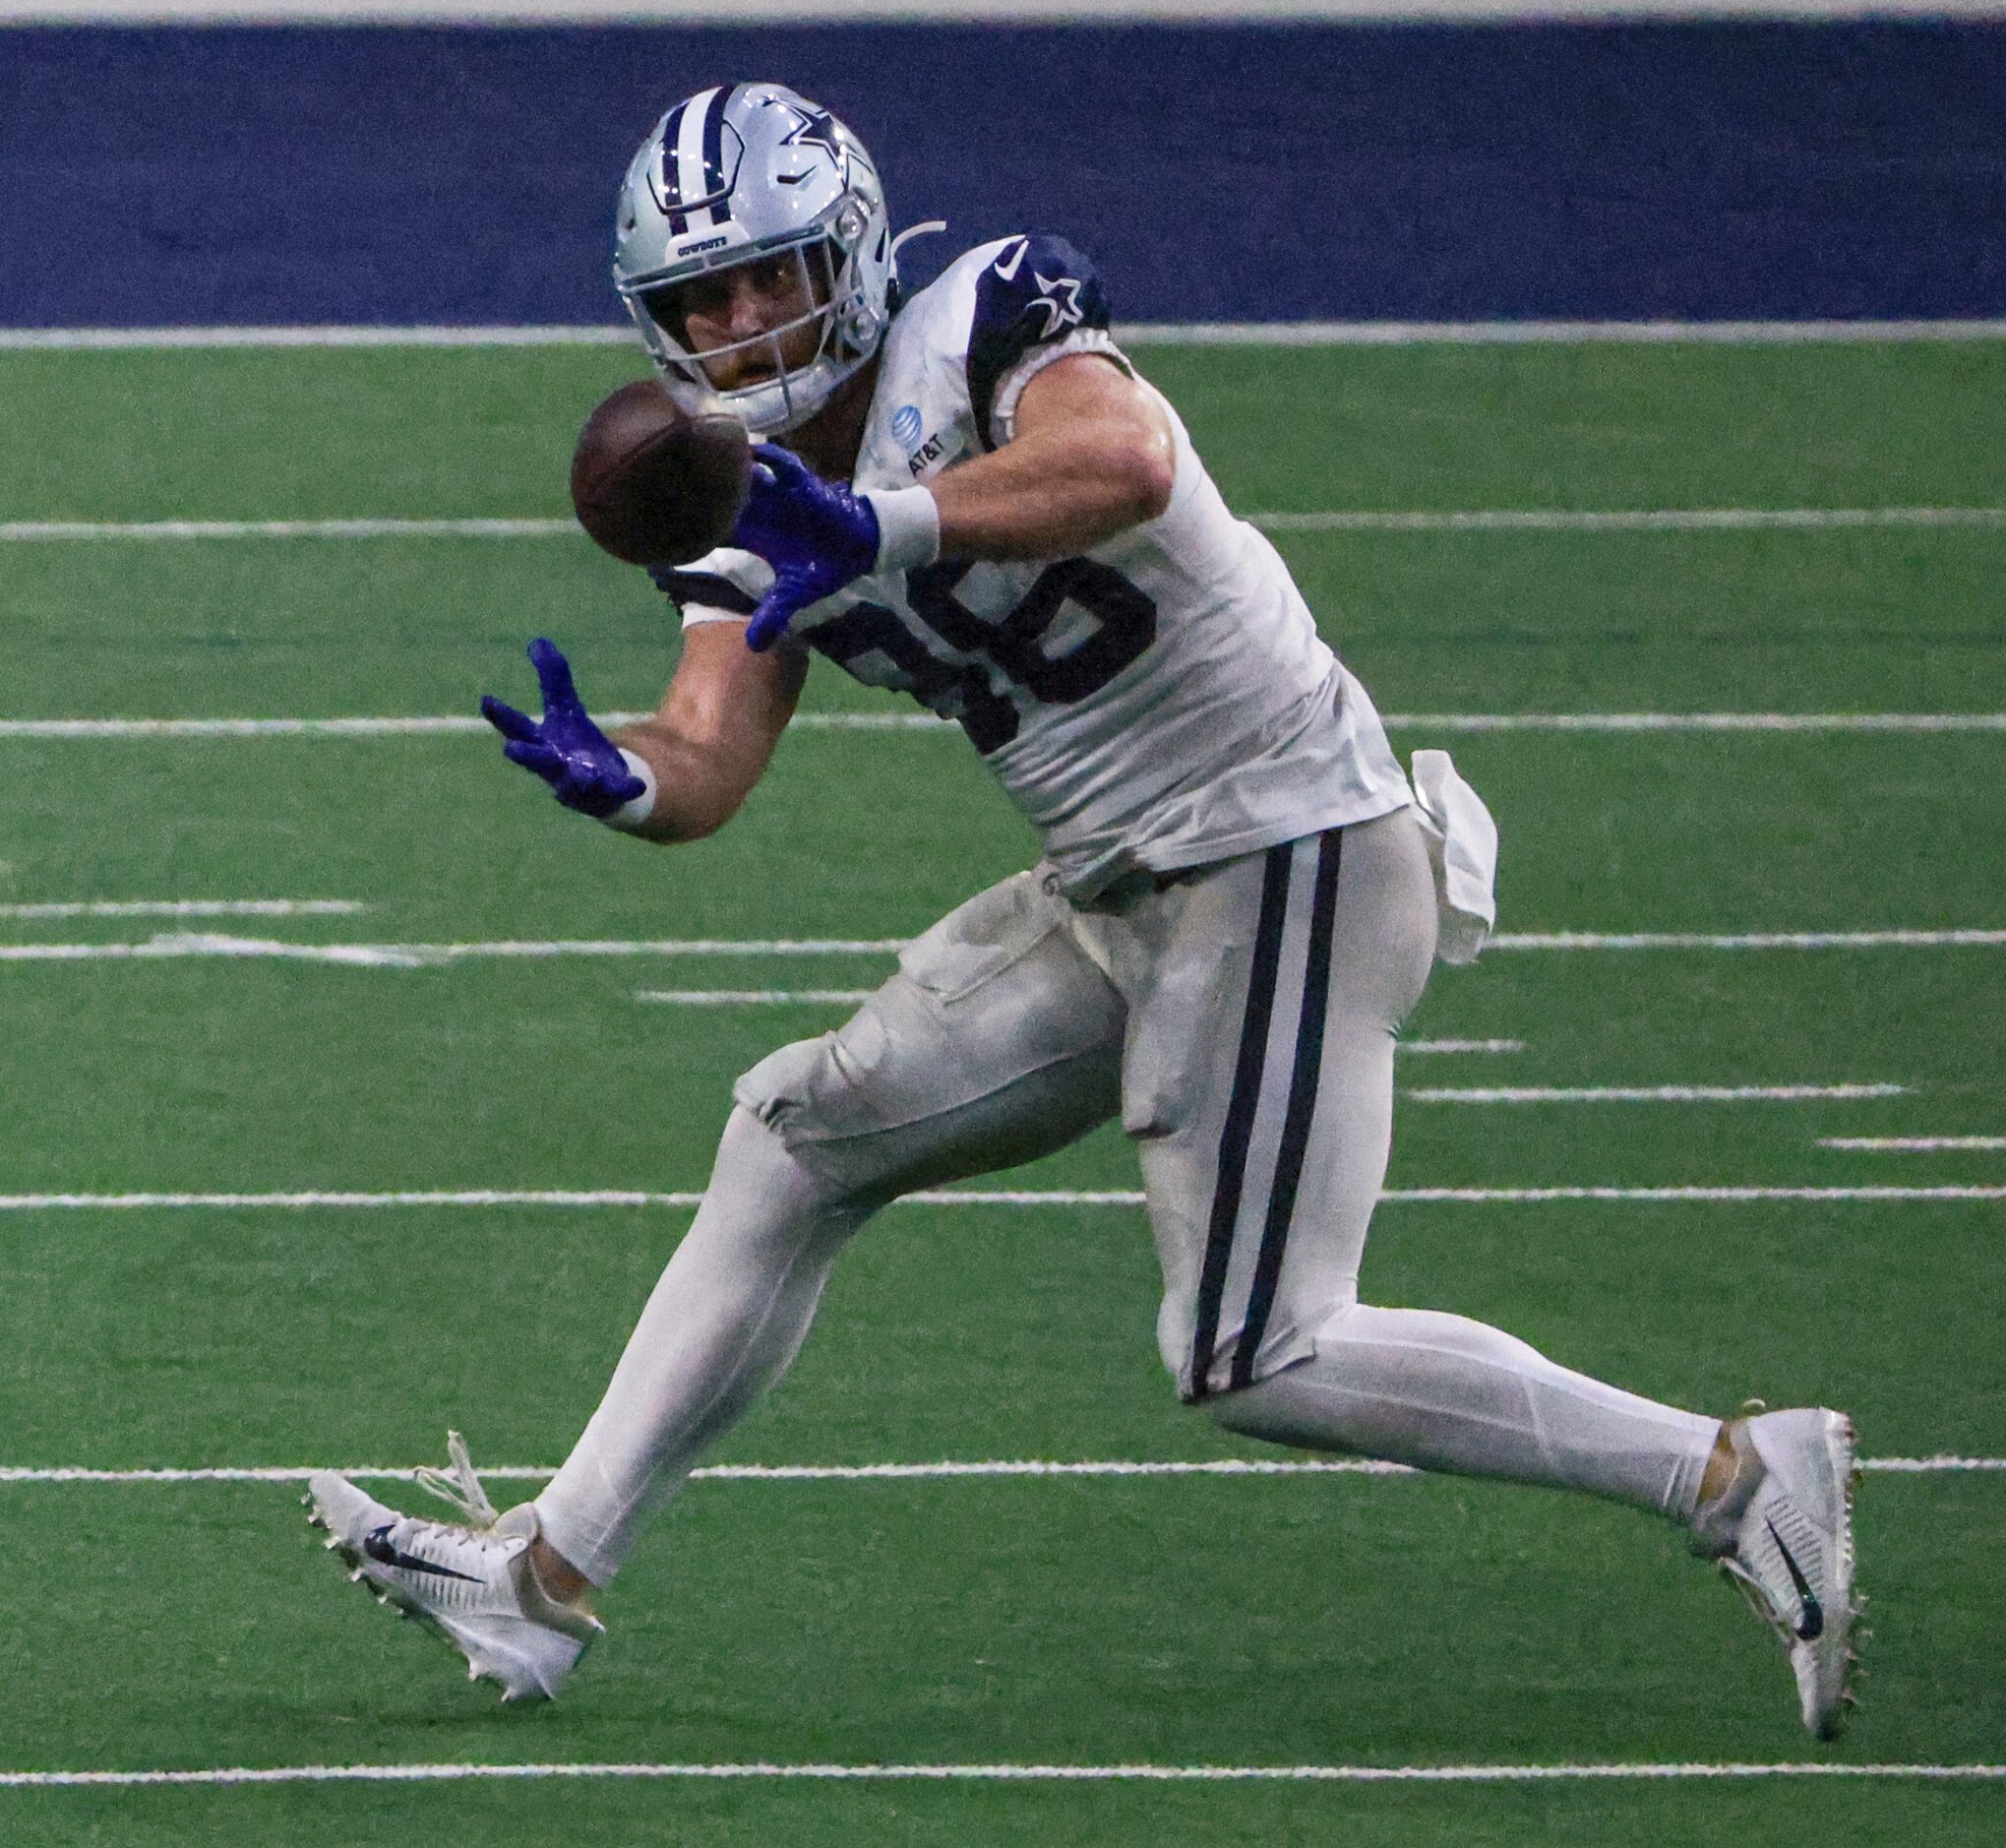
[652,248,828,391]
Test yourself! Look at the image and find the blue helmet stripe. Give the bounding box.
[654,97,692,236]
[654,99,690,212]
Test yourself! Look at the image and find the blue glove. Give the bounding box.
[730,444,881,652]
[479,638,646,820]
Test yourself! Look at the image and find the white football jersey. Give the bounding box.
[660,235,1413,898]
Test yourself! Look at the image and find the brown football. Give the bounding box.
[569,379,753,567]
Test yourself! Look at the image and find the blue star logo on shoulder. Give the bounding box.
[1031,272,1085,339]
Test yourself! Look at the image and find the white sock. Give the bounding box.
[1214,1302,1717,1520]
[535,1110,871,1582]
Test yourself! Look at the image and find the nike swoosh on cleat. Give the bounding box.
[1766,1518,1824,1639]
[362,1523,480,1582]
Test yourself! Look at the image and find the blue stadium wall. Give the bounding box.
[2,22,2002,327]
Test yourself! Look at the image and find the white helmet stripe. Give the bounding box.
[699,84,738,227]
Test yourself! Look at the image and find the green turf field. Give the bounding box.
[1,338,2001,1844]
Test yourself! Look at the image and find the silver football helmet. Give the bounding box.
[612,83,895,435]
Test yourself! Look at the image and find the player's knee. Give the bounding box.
[732,989,1003,1212]
[716,1065,886,1219]
[730,936,1117,1210]
[734,1029,859,1145]
[705,1105,880,1257]
[1206,1379,1277,1440]
[1165,1292,1360,1431]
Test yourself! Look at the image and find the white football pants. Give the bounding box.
[537,809,1716,1582]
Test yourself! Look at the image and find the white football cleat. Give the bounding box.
[304,1432,602,1702]
[1692,1406,1861,1739]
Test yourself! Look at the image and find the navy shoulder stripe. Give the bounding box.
[649,566,758,616]
[965,234,1112,450]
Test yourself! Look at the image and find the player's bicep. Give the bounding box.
[1009,350,1174,466]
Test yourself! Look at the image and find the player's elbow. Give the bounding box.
[1131,444,1178,523]
[1097,430,1175,526]
[640,782,749,844]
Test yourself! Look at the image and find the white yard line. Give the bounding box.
[0,1454,1991,1486]
[1383,1186,2006,1201]
[1407,1083,1904,1103]
[0,936,433,967]
[630,994,1522,1056]
[0,518,575,542]
[1258,507,2006,533]
[7,315,2006,350]
[2,1185,1999,1211]
[0,899,360,920]
[1489,930,2006,950]
[5,1459,1427,1485]
[1125,317,2006,346]
[0,325,643,348]
[1395,1039,1526,1054]
[0,935,910,966]
[1387,714,2006,732]
[1822,1138,2006,1151]
[0,713,951,737]
[4,507,2001,544]
[636,988,878,1006]
[5,712,2006,739]
[3,931,2002,965]
[0,1758,1997,1791]
[0,715,510,738]
[0,1190,710,1210]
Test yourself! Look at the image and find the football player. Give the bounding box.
[308,83,1859,1734]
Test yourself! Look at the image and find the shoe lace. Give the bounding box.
[1721,1556,1801,1654]
[412,1428,501,1528]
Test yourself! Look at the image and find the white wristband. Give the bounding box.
[865,485,942,575]
[605,748,657,832]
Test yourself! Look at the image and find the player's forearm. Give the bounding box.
[930,420,1175,561]
[607,721,766,842]
[602,621,804,842]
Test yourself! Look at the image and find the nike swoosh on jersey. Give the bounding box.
[1766,1518,1824,1639]
[363,1523,480,1582]
[992,237,1029,282]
